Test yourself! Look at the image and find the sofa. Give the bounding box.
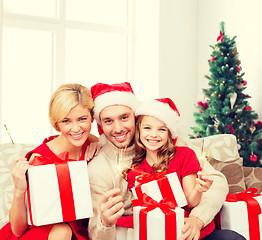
[0,134,262,229]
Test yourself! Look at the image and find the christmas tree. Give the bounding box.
[191,22,262,167]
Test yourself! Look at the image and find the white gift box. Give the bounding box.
[26,160,93,226]
[133,205,184,240]
[132,172,187,207]
[219,195,262,240]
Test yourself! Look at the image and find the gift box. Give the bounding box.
[218,188,262,240]
[26,157,93,226]
[133,193,184,240]
[132,171,187,207]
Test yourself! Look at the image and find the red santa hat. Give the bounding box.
[135,98,182,140]
[91,82,139,133]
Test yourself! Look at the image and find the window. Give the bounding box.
[0,0,133,143]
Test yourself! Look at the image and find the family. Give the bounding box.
[0,82,246,240]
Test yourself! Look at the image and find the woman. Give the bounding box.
[0,83,100,240]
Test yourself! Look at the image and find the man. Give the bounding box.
[87,82,245,240]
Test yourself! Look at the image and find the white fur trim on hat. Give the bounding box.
[135,99,182,140]
[93,91,139,125]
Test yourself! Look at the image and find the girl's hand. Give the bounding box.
[11,157,32,195]
[195,172,213,193]
[85,142,101,161]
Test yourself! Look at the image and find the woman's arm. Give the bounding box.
[9,157,32,237]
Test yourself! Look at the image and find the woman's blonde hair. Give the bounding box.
[49,83,94,131]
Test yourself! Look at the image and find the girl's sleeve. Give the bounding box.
[179,147,201,179]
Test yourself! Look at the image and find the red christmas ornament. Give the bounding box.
[256,121,262,126]
[217,31,224,42]
[243,80,247,85]
[249,154,258,162]
[236,66,241,71]
[227,125,235,134]
[245,106,252,112]
[197,101,209,110]
[202,103,209,109]
[208,56,216,63]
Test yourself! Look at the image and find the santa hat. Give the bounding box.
[135,98,182,140]
[91,82,139,133]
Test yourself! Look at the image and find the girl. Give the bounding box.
[0,83,100,240]
[126,98,214,239]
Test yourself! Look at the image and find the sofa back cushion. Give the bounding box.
[0,143,37,228]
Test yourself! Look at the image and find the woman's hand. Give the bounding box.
[85,142,101,161]
[11,157,32,196]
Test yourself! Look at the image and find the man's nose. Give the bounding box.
[114,120,123,133]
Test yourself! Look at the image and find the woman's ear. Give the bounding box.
[55,122,60,132]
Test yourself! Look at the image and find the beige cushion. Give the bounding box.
[243,166,262,193]
[189,134,240,161]
[208,157,246,194]
[0,143,37,228]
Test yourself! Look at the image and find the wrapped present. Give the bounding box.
[217,188,262,240]
[133,193,184,240]
[132,170,187,207]
[26,154,93,226]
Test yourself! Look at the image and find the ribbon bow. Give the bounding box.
[226,188,261,240]
[133,193,177,212]
[30,152,77,166]
[217,31,224,42]
[134,169,170,185]
[226,188,261,217]
[133,193,178,240]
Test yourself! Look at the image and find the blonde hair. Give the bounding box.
[49,83,94,131]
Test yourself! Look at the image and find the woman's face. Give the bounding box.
[139,115,168,153]
[57,105,93,148]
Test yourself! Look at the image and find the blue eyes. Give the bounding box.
[61,117,87,124]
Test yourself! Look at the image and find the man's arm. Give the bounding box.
[189,160,228,226]
[179,160,228,240]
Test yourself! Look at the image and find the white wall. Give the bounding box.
[197,1,262,123]
[135,0,262,136]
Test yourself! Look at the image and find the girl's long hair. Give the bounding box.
[122,115,176,178]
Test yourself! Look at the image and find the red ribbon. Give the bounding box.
[133,193,178,240]
[133,169,178,206]
[226,188,261,240]
[27,153,78,225]
[217,31,224,42]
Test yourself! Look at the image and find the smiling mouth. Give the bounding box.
[70,132,84,140]
[147,139,160,143]
[114,133,127,142]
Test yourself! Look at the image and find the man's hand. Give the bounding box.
[179,215,204,240]
[99,188,125,227]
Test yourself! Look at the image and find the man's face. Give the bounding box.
[100,105,136,149]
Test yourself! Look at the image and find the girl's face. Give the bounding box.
[57,105,93,148]
[139,115,168,153]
